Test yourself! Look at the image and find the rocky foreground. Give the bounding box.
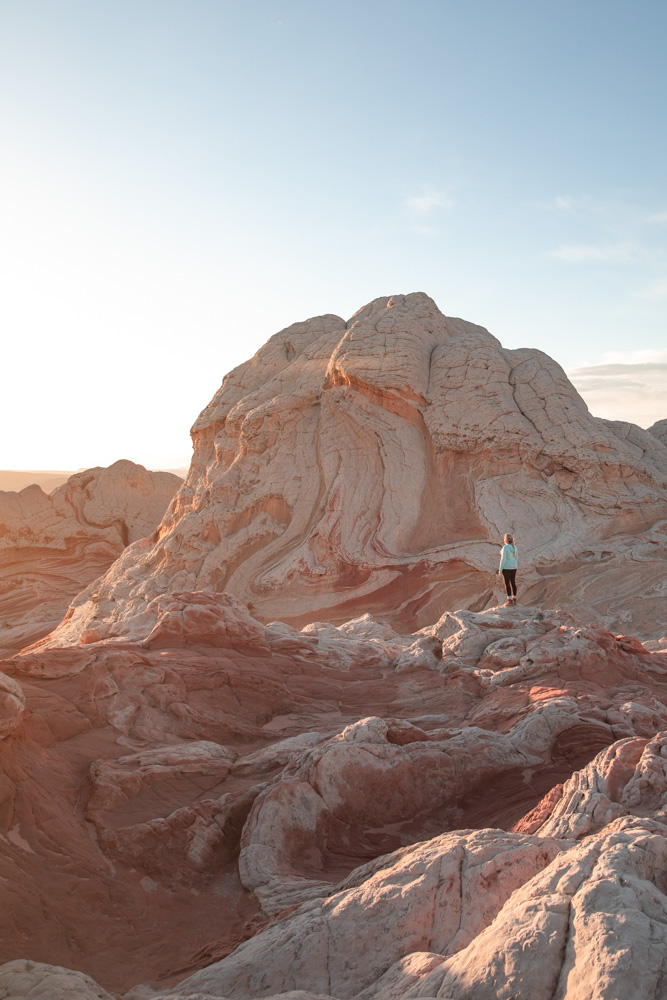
[2,293,667,999]
[2,595,667,999]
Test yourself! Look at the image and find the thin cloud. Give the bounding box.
[572,376,652,393]
[598,349,667,365]
[554,196,573,209]
[536,192,619,219]
[636,276,667,299]
[568,355,667,429]
[571,363,667,377]
[411,224,437,237]
[544,197,667,305]
[405,186,453,215]
[551,242,639,264]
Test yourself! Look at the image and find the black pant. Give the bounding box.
[502,569,517,597]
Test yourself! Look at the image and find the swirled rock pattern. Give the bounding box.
[0,461,182,656]
[38,293,667,648]
[2,595,667,998]
[2,294,667,1000]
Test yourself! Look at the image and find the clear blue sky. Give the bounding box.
[2,0,666,470]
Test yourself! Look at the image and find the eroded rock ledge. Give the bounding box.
[1,595,667,998]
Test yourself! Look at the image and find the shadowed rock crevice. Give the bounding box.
[1,596,666,994]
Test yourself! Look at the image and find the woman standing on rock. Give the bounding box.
[499,533,518,606]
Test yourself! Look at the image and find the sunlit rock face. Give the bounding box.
[2,296,667,999]
[43,293,667,647]
[649,417,667,448]
[0,461,182,656]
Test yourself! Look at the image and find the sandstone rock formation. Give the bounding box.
[0,461,182,656]
[38,293,667,650]
[2,293,667,1000]
[2,595,667,997]
[649,417,667,448]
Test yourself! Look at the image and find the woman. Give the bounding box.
[498,533,518,606]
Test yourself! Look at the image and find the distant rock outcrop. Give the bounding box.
[0,460,182,655]
[43,293,667,646]
[0,470,73,493]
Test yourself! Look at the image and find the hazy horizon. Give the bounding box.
[0,465,189,495]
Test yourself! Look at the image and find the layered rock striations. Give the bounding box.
[0,461,182,656]
[40,293,667,647]
[2,293,667,1000]
[1,598,667,997]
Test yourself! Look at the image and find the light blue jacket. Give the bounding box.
[499,543,518,571]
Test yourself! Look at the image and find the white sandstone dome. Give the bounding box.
[42,292,667,644]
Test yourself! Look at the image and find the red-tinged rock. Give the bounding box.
[0,670,25,738]
[0,461,181,657]
[615,634,652,655]
[2,600,667,993]
[169,829,564,1000]
[1,596,667,996]
[528,734,667,842]
[512,782,565,835]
